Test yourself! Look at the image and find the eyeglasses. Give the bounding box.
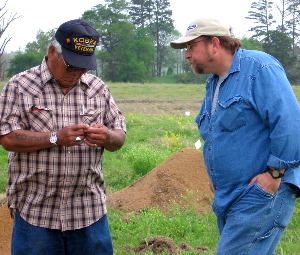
[186,39,205,50]
[61,56,89,74]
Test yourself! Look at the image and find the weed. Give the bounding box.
[125,145,166,176]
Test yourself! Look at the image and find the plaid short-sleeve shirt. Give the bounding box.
[0,59,126,231]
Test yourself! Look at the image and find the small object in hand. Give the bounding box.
[75,137,82,142]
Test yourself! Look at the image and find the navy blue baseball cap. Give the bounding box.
[55,19,100,70]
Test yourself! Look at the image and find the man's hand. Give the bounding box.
[85,124,126,151]
[248,172,281,194]
[85,124,110,148]
[56,124,90,146]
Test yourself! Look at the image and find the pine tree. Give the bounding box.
[129,0,174,76]
[246,0,276,42]
[285,0,300,54]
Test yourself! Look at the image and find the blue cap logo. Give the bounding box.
[187,24,198,31]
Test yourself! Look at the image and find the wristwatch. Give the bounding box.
[50,131,58,146]
[267,167,284,179]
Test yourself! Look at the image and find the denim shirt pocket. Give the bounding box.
[195,112,209,140]
[218,96,247,132]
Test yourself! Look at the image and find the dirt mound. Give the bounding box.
[0,202,13,255]
[0,147,212,254]
[108,147,212,214]
[123,236,209,254]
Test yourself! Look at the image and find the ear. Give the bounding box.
[211,37,221,54]
[47,45,57,61]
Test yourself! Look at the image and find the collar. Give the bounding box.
[206,48,242,85]
[41,57,90,89]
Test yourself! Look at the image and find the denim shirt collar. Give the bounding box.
[206,48,242,87]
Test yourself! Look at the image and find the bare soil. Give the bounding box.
[124,236,209,254]
[0,147,212,254]
[0,200,13,255]
[108,147,212,214]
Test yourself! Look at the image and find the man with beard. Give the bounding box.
[170,18,300,255]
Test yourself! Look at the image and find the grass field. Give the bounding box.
[0,81,300,254]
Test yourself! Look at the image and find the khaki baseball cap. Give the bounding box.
[170,18,231,49]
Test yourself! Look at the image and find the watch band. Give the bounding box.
[267,167,284,179]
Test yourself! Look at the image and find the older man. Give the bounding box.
[0,19,126,255]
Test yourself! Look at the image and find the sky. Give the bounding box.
[4,0,254,53]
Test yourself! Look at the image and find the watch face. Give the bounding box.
[50,137,57,143]
[272,170,280,178]
[50,132,57,144]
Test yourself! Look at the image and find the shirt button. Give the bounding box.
[214,186,218,190]
[208,147,212,151]
[209,128,213,131]
[210,168,214,171]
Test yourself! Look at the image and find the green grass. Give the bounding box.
[103,113,200,193]
[108,205,218,254]
[0,148,8,194]
[0,80,300,254]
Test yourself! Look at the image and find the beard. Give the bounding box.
[191,63,204,75]
[189,48,213,75]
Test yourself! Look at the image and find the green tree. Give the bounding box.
[246,0,276,42]
[25,29,55,53]
[263,29,295,65]
[241,37,264,50]
[6,51,44,77]
[134,27,156,78]
[82,0,131,81]
[129,0,174,77]
[6,29,53,77]
[245,0,300,84]
[263,29,299,83]
[285,0,300,55]
[129,0,151,28]
[82,0,155,82]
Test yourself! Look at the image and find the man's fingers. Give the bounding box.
[72,124,90,131]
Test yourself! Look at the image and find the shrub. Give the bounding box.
[126,145,166,176]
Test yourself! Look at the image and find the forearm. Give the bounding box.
[0,124,90,152]
[0,130,52,152]
[103,129,126,152]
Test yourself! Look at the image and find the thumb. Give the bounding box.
[248,176,257,186]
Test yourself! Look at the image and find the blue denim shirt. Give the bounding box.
[195,48,300,217]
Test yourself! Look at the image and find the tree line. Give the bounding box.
[3,0,300,84]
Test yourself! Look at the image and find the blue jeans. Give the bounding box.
[216,183,297,255]
[12,212,114,255]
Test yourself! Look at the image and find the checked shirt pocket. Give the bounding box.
[80,109,104,125]
[27,105,54,132]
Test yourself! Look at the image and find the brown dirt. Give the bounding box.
[107,147,212,214]
[0,147,212,254]
[124,236,209,254]
[0,201,13,255]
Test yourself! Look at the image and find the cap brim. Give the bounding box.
[61,47,97,70]
[170,35,200,49]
